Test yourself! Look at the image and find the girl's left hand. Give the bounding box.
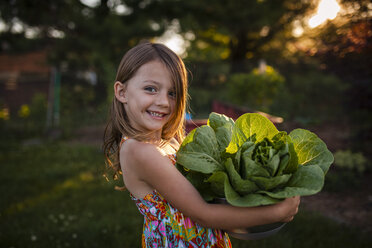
[275,196,301,223]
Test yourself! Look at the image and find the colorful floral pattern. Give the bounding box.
[121,137,232,247]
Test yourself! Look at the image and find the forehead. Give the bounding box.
[133,60,173,87]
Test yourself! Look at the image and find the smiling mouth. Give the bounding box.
[147,111,167,118]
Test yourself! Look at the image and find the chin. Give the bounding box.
[144,124,164,133]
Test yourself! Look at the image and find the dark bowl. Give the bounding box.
[213,198,286,240]
[226,222,286,240]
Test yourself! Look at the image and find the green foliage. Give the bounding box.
[351,110,372,155]
[59,75,107,137]
[60,81,95,114]
[271,70,348,123]
[172,0,311,68]
[334,150,367,173]
[226,65,285,112]
[186,61,230,118]
[103,62,117,105]
[177,112,334,207]
[324,150,368,192]
[0,0,169,118]
[0,93,48,139]
[1,141,371,248]
[0,142,142,248]
[188,87,214,118]
[28,93,48,126]
[308,2,371,153]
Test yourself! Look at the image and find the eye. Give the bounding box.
[168,90,176,98]
[144,86,157,93]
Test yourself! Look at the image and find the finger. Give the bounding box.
[294,207,299,215]
[283,216,294,223]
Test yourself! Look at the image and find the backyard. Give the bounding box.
[0,125,371,248]
[0,1,371,247]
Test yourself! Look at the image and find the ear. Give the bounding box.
[114,81,127,103]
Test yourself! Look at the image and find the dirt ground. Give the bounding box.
[71,124,372,233]
[301,188,372,233]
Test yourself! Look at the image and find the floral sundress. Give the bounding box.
[121,137,232,247]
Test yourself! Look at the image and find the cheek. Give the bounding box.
[124,101,137,116]
[122,104,131,119]
[170,100,176,114]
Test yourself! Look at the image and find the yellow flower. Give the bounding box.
[0,108,10,120]
[18,104,30,118]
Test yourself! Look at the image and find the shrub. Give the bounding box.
[324,150,368,192]
[334,150,367,173]
[271,70,348,123]
[226,65,284,112]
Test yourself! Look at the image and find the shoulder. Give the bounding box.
[121,138,154,153]
[120,139,165,168]
[121,138,158,158]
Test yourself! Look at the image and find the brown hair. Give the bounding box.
[103,42,188,179]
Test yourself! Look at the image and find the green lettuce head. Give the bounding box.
[176,112,334,207]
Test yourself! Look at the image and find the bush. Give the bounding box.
[27,93,48,132]
[271,70,348,123]
[324,150,368,192]
[226,65,284,112]
[334,150,367,173]
[59,76,106,137]
[0,93,48,140]
[188,87,214,118]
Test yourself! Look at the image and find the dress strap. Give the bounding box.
[120,136,129,148]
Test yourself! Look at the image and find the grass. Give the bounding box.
[1,141,371,248]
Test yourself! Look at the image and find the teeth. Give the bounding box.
[149,111,163,117]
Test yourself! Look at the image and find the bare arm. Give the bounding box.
[122,140,300,230]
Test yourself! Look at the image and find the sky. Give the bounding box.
[308,0,341,28]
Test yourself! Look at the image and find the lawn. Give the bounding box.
[0,141,370,248]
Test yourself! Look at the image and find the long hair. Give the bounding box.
[103,42,188,180]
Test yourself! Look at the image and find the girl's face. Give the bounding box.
[116,60,176,139]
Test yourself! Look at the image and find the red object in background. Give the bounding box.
[185,119,208,133]
[0,50,50,113]
[212,100,247,120]
[185,100,283,134]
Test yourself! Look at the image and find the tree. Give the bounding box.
[153,0,312,72]
[0,0,170,103]
[310,0,372,154]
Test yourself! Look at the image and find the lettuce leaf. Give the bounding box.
[176,125,223,173]
[176,112,334,207]
[289,129,334,174]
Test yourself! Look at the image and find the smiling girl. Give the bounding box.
[103,42,300,247]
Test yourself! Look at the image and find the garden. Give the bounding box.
[0,0,371,247]
[0,136,371,247]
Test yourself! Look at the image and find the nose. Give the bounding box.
[156,91,169,108]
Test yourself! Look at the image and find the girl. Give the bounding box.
[103,42,300,247]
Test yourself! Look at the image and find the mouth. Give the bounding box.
[147,111,168,119]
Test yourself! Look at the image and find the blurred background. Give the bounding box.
[0,0,371,247]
